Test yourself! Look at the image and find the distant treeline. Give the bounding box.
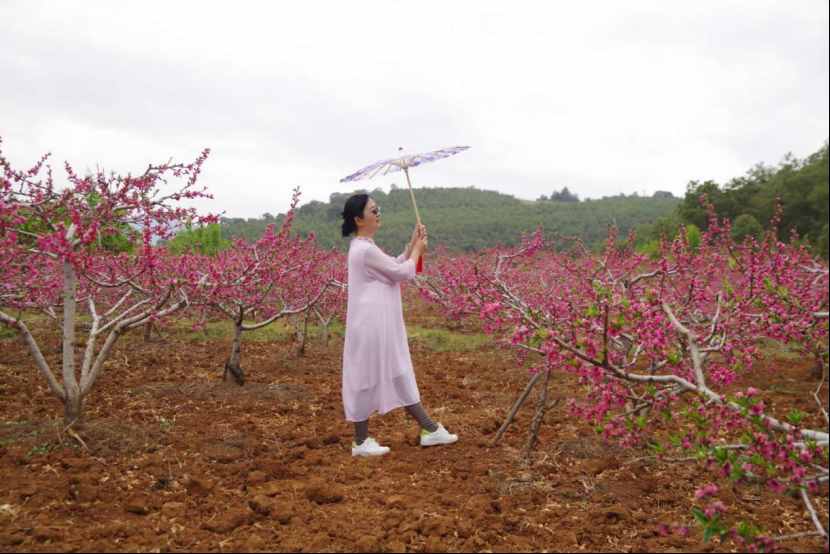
[171,142,828,259]
[637,141,828,259]
[219,187,680,254]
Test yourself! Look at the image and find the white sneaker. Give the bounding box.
[352,437,390,457]
[420,424,458,447]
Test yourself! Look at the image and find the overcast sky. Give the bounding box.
[2,1,828,218]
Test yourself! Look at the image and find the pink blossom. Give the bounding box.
[695,483,719,500]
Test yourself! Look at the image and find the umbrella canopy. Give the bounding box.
[339,146,470,183]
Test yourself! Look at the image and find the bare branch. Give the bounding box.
[492,371,544,446]
[97,298,153,335]
[103,290,134,318]
[80,297,101,384]
[0,310,66,400]
[241,281,333,331]
[662,302,707,390]
[801,487,828,539]
[628,267,677,287]
[702,294,723,344]
[80,288,186,394]
[772,531,825,542]
[82,269,149,292]
[815,372,829,425]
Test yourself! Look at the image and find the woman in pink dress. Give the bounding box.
[341,194,458,457]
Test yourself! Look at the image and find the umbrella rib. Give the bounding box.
[368,162,389,180]
[382,162,401,176]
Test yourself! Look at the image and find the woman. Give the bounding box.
[341,193,458,457]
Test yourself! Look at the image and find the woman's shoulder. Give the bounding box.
[350,237,378,250]
[348,237,375,256]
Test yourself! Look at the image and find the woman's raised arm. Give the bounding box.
[365,245,417,283]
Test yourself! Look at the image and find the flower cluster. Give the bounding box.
[419,204,829,547]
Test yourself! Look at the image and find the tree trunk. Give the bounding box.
[810,350,827,381]
[491,371,544,446]
[297,310,309,357]
[64,393,83,426]
[143,322,156,343]
[224,322,245,385]
[62,261,82,425]
[291,315,300,342]
[320,319,330,347]
[525,370,554,461]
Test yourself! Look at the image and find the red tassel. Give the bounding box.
[416,254,424,274]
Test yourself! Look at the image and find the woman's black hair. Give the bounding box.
[341,193,370,237]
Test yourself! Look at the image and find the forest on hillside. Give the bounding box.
[636,142,828,259]
[219,188,680,254]
[172,142,828,259]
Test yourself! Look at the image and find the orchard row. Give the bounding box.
[2,140,827,549]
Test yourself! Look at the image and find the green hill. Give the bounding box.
[638,142,829,259]
[220,187,680,253]
[192,142,828,258]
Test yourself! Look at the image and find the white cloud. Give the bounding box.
[1,0,827,217]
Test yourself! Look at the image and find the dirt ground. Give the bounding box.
[0,298,827,553]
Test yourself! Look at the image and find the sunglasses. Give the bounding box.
[368,206,381,216]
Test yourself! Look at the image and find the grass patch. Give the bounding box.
[27,442,54,458]
[0,421,43,448]
[407,326,490,352]
[175,318,482,351]
[175,319,345,343]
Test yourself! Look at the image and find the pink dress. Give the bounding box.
[342,237,420,422]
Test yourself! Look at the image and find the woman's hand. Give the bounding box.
[407,224,426,257]
[410,224,426,245]
[412,233,428,257]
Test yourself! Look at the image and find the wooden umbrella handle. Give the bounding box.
[403,167,422,224]
[404,167,424,274]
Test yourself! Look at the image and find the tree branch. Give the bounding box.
[241,281,332,331]
[801,487,828,539]
[0,309,66,400]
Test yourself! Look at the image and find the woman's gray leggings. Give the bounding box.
[354,403,438,445]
